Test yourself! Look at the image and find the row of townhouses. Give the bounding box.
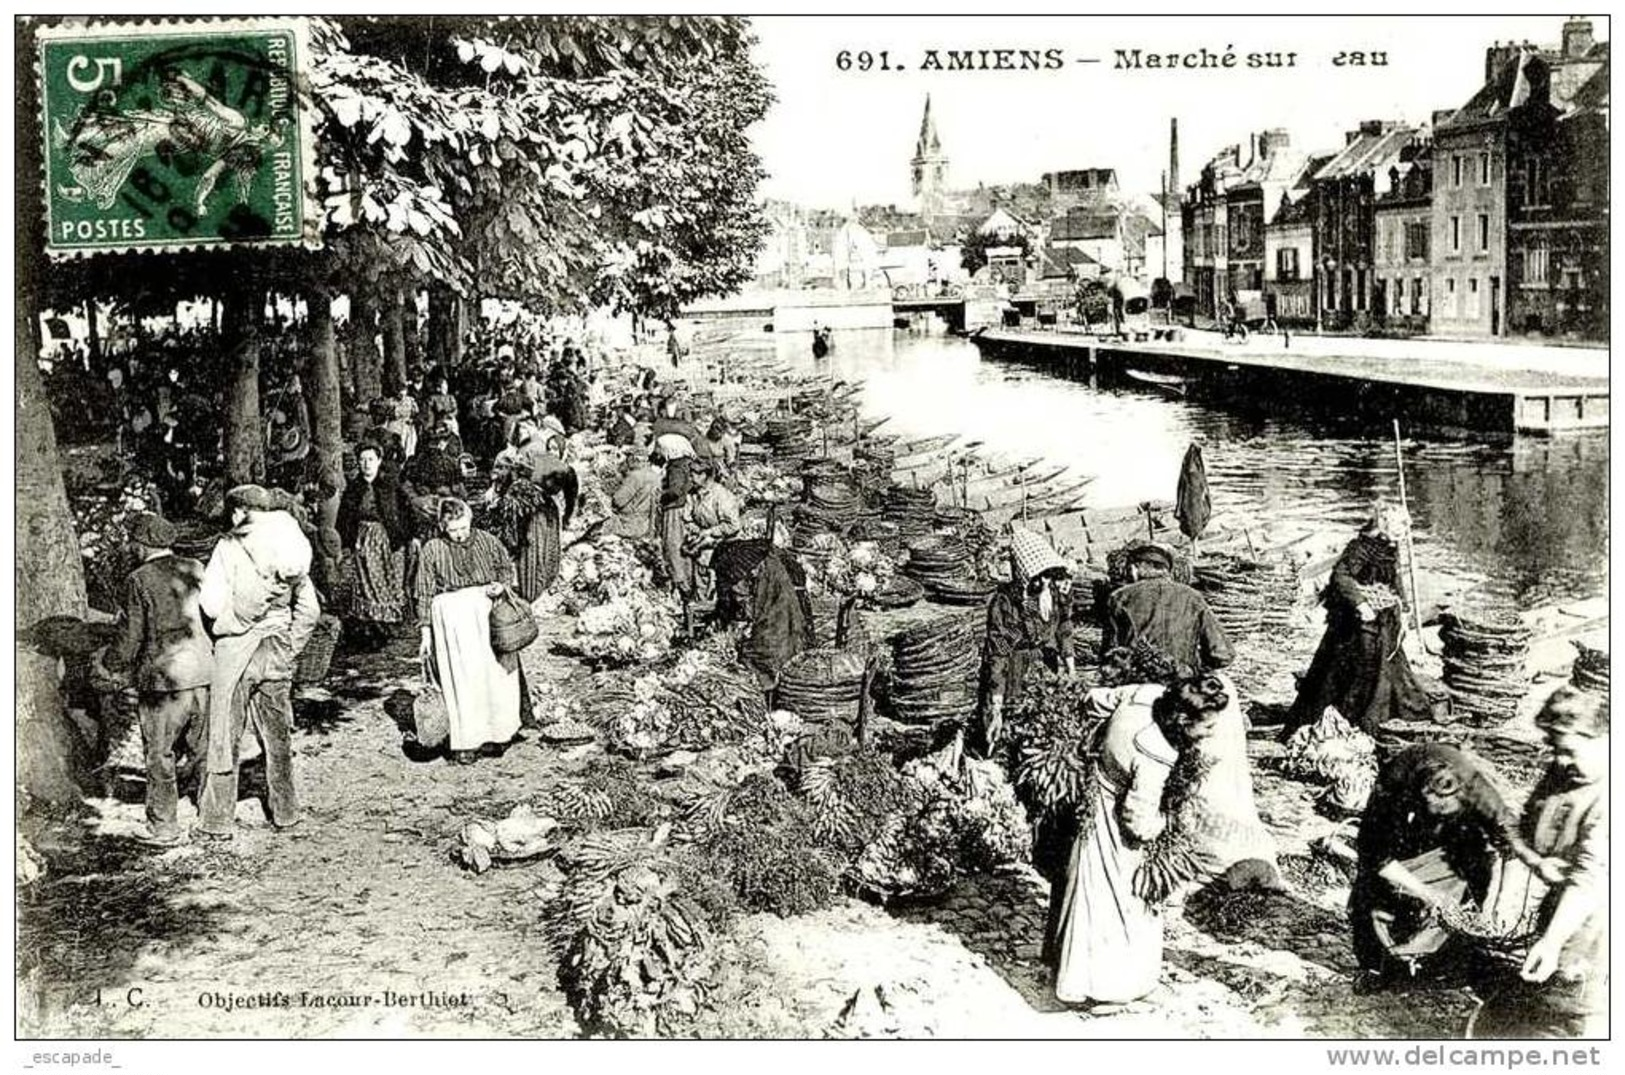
[1184,18,1608,340]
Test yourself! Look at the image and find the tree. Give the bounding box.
[15,18,92,804]
[960,230,1032,276]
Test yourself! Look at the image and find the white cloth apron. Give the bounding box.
[428,585,521,751]
[1054,766,1165,1004]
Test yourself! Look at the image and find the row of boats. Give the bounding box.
[708,368,1101,530]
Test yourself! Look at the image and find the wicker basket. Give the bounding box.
[295,615,343,684]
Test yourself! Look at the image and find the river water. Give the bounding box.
[751,326,1607,611]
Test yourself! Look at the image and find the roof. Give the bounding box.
[1269,194,1315,228]
[886,229,930,248]
[1050,212,1119,242]
[978,207,1028,236]
[1313,124,1417,181]
[1037,244,1099,278]
[1295,153,1337,189]
[1448,51,1547,127]
[1567,58,1610,113]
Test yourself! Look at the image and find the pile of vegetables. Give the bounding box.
[734,462,800,505]
[552,534,658,614]
[1281,706,1379,814]
[821,541,895,605]
[584,649,771,757]
[545,832,734,1038]
[851,741,1032,899]
[570,592,680,666]
[683,773,845,918]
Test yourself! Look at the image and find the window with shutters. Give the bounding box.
[1524,246,1548,285]
[1404,222,1429,260]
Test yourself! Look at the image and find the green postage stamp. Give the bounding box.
[38,18,318,256]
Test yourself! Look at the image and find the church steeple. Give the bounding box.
[916,94,941,157]
[910,95,949,216]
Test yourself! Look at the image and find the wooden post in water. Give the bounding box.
[1393,419,1426,640]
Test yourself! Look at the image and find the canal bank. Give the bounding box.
[969,327,1610,435]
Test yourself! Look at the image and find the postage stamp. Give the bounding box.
[37,18,318,256]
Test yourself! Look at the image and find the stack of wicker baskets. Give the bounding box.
[1439,610,1531,726]
[776,645,871,728]
[1571,641,1609,695]
[880,485,938,537]
[903,534,987,603]
[796,481,863,535]
[1192,555,1294,640]
[762,415,814,462]
[885,612,983,729]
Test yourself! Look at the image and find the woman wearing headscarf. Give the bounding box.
[1286,503,1434,737]
[682,457,742,601]
[383,387,419,461]
[1471,687,1609,1039]
[1052,674,1229,1006]
[1349,742,1542,989]
[480,449,575,600]
[336,441,415,649]
[979,528,1076,753]
[705,416,741,482]
[413,498,521,765]
[656,434,697,598]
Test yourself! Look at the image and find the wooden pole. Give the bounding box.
[1393,419,1426,639]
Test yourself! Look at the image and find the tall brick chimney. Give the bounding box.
[1258,128,1291,158]
[1562,17,1594,59]
[1485,41,1521,82]
[1169,118,1179,200]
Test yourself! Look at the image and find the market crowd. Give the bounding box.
[66,314,1604,1041]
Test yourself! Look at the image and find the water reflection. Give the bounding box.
[767,326,1607,608]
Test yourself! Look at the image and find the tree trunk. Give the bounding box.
[454,293,469,365]
[426,285,454,370]
[381,286,407,397]
[16,297,93,805]
[401,288,421,378]
[349,288,382,407]
[15,17,90,806]
[307,286,346,593]
[84,298,101,366]
[221,287,265,486]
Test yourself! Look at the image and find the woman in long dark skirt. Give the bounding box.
[1286,505,1435,736]
[479,452,577,601]
[336,441,415,648]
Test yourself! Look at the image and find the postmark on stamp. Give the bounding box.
[38,18,318,256]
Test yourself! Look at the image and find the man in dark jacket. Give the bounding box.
[101,513,213,844]
[1100,543,1233,675]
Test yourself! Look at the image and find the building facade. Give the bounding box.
[1373,149,1434,332]
[1311,120,1421,329]
[1264,192,1317,326]
[1433,22,1608,339]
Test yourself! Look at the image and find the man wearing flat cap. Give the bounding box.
[102,512,214,845]
[1101,542,1233,676]
[196,484,320,838]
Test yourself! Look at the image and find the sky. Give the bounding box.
[747,14,1607,210]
